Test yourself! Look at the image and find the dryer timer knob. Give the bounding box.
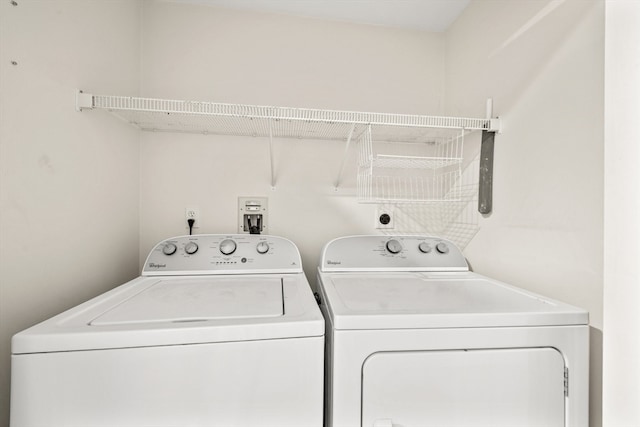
[385,239,403,254]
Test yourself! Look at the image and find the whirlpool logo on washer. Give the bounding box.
[326,260,342,265]
[148,263,166,269]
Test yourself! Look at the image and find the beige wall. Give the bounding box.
[445,1,604,425]
[0,1,141,425]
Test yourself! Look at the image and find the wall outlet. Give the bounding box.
[185,207,200,229]
[375,206,395,229]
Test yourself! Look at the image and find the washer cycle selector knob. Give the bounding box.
[162,243,177,255]
[256,242,270,254]
[219,239,237,255]
[184,242,199,255]
[385,239,403,254]
[436,242,449,254]
[418,242,432,253]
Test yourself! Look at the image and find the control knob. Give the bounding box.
[385,239,403,254]
[219,239,237,255]
[162,243,177,256]
[436,242,449,254]
[256,241,270,254]
[184,242,199,255]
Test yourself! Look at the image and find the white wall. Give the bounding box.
[603,1,640,425]
[445,1,604,425]
[138,0,447,278]
[0,1,141,426]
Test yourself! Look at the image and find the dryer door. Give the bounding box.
[362,347,566,427]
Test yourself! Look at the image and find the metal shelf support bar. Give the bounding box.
[478,130,495,214]
[334,123,356,190]
[478,98,498,214]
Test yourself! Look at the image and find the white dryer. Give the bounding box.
[317,235,589,427]
[11,234,324,427]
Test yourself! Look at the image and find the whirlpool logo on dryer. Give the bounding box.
[327,260,342,265]
[148,263,166,269]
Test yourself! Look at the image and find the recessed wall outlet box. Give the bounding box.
[238,197,268,234]
[185,207,200,229]
[375,206,395,229]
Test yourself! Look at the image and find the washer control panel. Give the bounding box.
[320,235,468,272]
[143,234,302,276]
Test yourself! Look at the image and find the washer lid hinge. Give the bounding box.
[564,367,569,397]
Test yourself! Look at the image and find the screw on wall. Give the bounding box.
[8,0,18,66]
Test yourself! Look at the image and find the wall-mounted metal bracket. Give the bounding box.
[478,130,495,214]
[75,90,93,112]
[478,98,499,215]
[487,118,501,133]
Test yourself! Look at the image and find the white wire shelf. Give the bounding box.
[76,93,499,142]
[76,91,500,197]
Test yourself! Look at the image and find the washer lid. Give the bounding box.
[90,277,283,326]
[12,274,324,354]
[320,272,588,329]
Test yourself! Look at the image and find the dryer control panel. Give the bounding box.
[143,234,302,276]
[320,235,468,272]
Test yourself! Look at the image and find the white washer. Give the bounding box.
[11,234,324,427]
[317,235,589,427]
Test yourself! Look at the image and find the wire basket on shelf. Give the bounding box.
[356,124,466,204]
[356,123,481,249]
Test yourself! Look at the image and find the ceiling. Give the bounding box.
[173,0,471,32]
